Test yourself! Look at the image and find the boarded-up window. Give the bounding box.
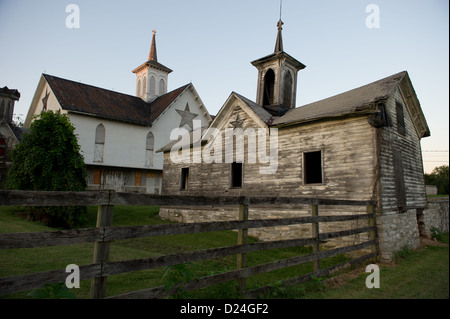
[94,124,105,163]
[283,70,293,108]
[137,79,141,97]
[304,151,323,184]
[142,77,147,97]
[135,171,142,186]
[149,76,156,97]
[393,149,407,211]
[145,131,154,167]
[396,101,406,136]
[93,169,101,185]
[231,162,243,188]
[159,79,166,95]
[180,168,189,190]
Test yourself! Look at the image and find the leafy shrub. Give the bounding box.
[7,111,87,228]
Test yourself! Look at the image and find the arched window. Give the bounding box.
[142,76,147,97]
[95,124,105,144]
[149,76,156,97]
[283,70,293,108]
[263,69,275,106]
[159,79,166,95]
[137,79,141,97]
[94,124,105,163]
[145,131,154,167]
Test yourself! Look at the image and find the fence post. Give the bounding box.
[367,204,377,262]
[311,204,320,273]
[90,192,114,299]
[237,200,249,294]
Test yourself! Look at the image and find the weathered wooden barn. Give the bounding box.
[158,20,431,261]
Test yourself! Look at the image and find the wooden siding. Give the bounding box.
[379,88,427,211]
[162,101,376,202]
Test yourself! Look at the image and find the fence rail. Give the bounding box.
[0,190,378,298]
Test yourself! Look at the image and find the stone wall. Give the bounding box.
[375,209,421,261]
[418,197,449,238]
[160,198,448,262]
[159,204,370,249]
[375,198,449,261]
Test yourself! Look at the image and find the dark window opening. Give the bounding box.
[304,151,323,184]
[263,69,275,106]
[396,101,406,136]
[231,162,243,188]
[0,138,6,157]
[180,168,189,190]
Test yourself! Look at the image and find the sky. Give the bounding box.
[0,0,448,173]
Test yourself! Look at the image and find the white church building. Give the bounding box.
[24,31,212,194]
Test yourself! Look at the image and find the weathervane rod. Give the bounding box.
[279,0,283,21]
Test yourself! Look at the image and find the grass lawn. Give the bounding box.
[0,206,448,299]
[301,241,449,299]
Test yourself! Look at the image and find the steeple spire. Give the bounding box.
[274,19,284,53]
[133,29,172,102]
[148,30,157,62]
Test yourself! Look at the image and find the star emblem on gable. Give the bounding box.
[176,103,198,130]
[41,89,50,111]
[230,113,245,129]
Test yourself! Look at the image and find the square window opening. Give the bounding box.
[304,151,323,184]
[231,162,243,188]
[180,168,189,190]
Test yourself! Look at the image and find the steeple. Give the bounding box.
[148,30,157,62]
[251,20,306,109]
[132,30,172,102]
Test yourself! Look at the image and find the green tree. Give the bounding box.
[425,165,449,195]
[7,111,88,228]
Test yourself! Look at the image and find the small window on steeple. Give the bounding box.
[283,70,293,108]
[142,77,147,97]
[263,69,275,106]
[137,79,141,97]
[159,79,166,95]
[150,76,156,97]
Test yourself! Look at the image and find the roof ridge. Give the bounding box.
[43,73,142,101]
[273,71,408,126]
[297,71,407,109]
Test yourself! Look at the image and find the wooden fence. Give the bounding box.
[0,190,378,298]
